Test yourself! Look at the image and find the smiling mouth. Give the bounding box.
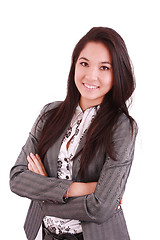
[83,83,99,89]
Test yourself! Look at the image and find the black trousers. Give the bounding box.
[43,227,84,240]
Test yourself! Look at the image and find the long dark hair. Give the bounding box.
[37,27,135,177]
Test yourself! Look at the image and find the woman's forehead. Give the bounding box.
[78,41,112,63]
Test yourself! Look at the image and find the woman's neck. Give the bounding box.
[79,97,102,112]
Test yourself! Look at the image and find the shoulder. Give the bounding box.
[110,114,138,163]
[31,101,63,136]
[42,101,63,113]
[40,101,62,115]
[117,113,138,131]
[36,101,63,124]
[113,113,138,141]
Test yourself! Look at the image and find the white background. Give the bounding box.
[0,0,160,239]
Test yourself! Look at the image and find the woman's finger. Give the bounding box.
[27,155,40,174]
[29,153,42,173]
[35,154,47,176]
[35,154,44,168]
[29,153,47,176]
[36,154,41,161]
[28,163,34,172]
[36,154,45,168]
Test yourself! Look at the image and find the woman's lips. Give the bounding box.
[83,83,99,89]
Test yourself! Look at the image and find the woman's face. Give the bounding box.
[74,41,113,111]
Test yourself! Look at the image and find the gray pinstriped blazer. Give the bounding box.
[10,101,138,240]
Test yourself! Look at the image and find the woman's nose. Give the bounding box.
[85,67,98,81]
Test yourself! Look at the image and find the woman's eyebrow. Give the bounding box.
[79,57,112,65]
[79,57,89,61]
[101,61,112,65]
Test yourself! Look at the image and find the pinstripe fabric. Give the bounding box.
[106,209,129,239]
[10,101,138,240]
[82,209,130,240]
[24,201,44,240]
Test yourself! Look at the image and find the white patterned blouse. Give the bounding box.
[43,104,100,235]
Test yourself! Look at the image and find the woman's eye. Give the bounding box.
[80,62,88,67]
[100,66,109,71]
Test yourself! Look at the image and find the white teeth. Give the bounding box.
[84,83,98,89]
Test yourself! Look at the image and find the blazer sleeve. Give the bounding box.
[42,115,138,223]
[10,102,73,203]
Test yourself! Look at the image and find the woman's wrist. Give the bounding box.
[64,182,97,198]
[66,182,85,197]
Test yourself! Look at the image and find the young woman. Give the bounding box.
[10,27,138,240]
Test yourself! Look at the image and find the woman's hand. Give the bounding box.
[27,153,48,177]
[64,182,97,198]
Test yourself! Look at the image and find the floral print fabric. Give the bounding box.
[43,104,99,234]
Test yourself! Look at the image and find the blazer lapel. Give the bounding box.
[72,130,87,180]
[46,125,69,177]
